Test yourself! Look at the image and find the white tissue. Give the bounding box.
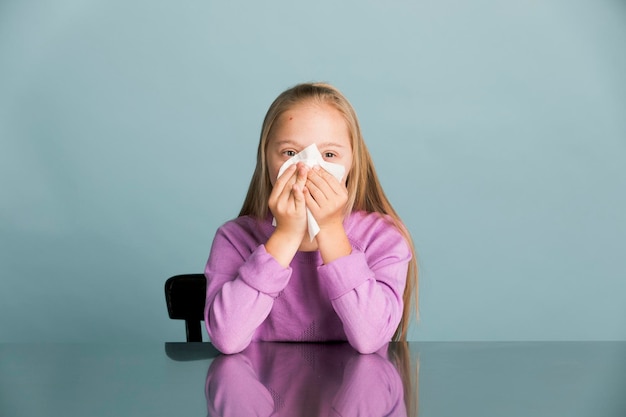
[272,143,345,241]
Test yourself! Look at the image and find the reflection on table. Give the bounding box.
[205,342,418,417]
[1,342,625,416]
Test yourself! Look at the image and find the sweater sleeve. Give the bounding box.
[204,223,292,354]
[318,219,411,354]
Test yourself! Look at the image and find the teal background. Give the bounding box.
[1,0,625,342]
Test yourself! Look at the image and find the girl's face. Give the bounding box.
[266,102,353,185]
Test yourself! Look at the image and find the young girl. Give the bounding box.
[204,82,418,354]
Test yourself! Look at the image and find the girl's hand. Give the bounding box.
[304,165,348,229]
[304,166,352,264]
[266,163,308,267]
[269,162,309,234]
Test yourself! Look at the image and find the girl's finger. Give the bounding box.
[294,163,308,187]
[305,176,325,204]
[269,165,298,210]
[303,186,320,212]
[291,164,308,207]
[276,166,300,201]
[306,169,332,201]
[292,183,306,209]
[273,164,298,192]
[311,166,343,194]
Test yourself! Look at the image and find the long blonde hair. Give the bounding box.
[239,82,418,341]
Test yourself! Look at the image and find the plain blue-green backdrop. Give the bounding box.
[1,0,625,342]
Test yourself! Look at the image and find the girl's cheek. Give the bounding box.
[269,168,279,186]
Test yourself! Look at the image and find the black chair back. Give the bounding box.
[165,274,206,342]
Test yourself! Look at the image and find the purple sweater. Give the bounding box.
[204,211,411,354]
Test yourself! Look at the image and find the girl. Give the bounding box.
[204,82,418,354]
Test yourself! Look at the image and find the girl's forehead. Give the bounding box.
[274,103,348,132]
[264,101,353,153]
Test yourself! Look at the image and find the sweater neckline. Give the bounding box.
[292,249,322,265]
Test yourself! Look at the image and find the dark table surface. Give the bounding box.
[1,341,625,416]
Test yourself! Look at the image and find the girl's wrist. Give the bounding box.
[316,223,352,264]
[266,228,302,267]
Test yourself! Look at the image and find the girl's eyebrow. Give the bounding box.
[272,139,301,147]
[272,140,347,149]
[317,141,348,149]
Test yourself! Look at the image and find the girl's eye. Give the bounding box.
[284,150,296,157]
[324,152,336,158]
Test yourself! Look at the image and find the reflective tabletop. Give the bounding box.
[1,342,625,416]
